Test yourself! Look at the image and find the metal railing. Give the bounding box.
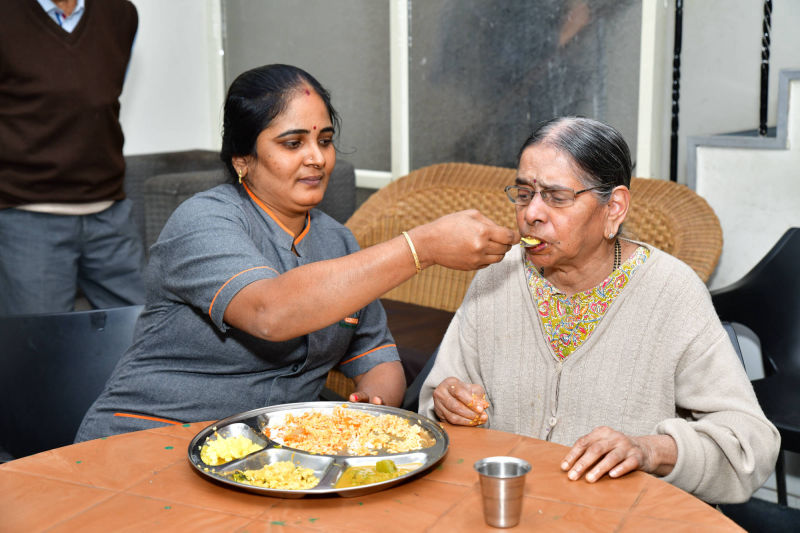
[669,0,773,182]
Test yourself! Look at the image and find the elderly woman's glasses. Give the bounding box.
[504,184,601,208]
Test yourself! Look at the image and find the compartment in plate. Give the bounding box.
[333,453,429,488]
[261,405,436,456]
[216,448,335,490]
[197,422,268,466]
[251,406,334,437]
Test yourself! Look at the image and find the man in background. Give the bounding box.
[0,0,144,315]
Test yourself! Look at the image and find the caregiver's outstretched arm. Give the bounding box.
[226,209,517,341]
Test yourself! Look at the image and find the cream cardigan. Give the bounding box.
[419,244,779,504]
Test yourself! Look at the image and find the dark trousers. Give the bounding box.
[0,199,145,315]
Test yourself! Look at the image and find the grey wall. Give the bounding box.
[409,0,641,169]
[221,0,391,172]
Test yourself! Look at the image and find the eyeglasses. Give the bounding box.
[504,184,602,208]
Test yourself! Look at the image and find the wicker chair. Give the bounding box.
[625,177,723,283]
[324,163,723,397]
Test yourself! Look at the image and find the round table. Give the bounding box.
[0,420,742,532]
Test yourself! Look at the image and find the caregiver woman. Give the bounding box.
[76,64,515,441]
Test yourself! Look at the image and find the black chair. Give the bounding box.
[711,227,800,507]
[0,305,143,460]
[401,345,439,413]
[718,497,800,532]
[721,321,746,371]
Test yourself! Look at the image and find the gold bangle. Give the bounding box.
[401,231,422,274]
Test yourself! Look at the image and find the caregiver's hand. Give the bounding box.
[407,210,518,271]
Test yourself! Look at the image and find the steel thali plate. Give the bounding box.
[187,401,449,498]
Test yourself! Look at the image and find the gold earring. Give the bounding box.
[237,170,244,184]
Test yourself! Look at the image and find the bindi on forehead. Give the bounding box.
[313,125,317,130]
[305,89,310,95]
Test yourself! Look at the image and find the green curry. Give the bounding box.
[334,459,421,488]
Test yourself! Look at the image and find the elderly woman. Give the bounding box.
[76,64,515,441]
[419,117,779,504]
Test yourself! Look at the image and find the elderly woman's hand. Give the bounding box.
[408,210,518,272]
[432,377,490,426]
[560,426,677,482]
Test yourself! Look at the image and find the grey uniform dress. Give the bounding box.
[76,184,399,441]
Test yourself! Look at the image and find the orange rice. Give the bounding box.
[264,404,428,456]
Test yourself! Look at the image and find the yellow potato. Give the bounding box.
[200,434,263,465]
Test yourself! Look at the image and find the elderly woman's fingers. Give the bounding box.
[607,456,641,479]
[583,448,636,482]
[466,384,490,413]
[434,405,488,426]
[560,431,594,472]
[432,378,489,426]
[562,427,616,478]
[562,435,609,480]
[561,426,649,482]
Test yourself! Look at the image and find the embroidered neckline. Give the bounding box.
[524,246,650,360]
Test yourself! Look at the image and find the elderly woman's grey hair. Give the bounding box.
[516,117,632,204]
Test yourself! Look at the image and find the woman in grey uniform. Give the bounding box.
[76,64,516,440]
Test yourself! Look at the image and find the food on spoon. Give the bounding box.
[229,461,319,489]
[520,236,541,247]
[200,434,264,465]
[334,459,421,488]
